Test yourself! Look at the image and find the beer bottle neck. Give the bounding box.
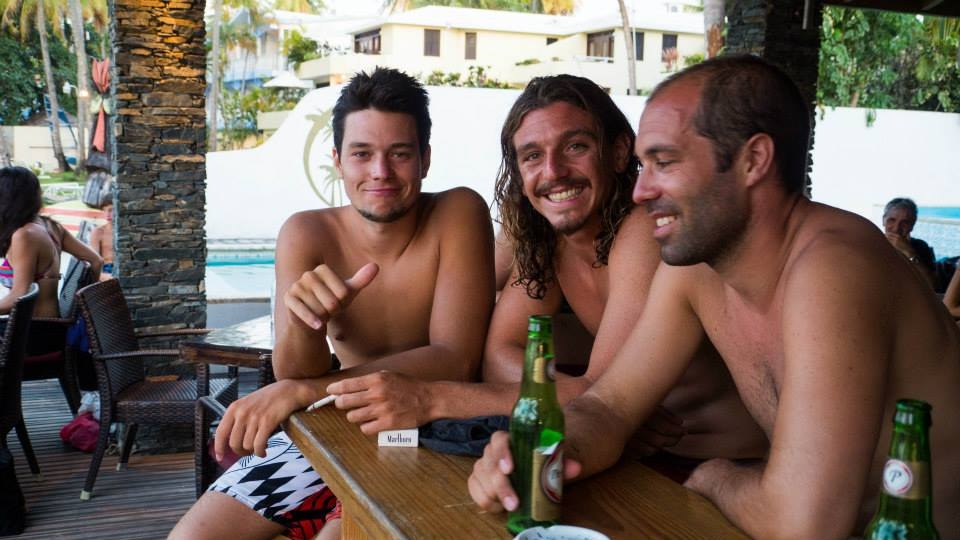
[522,336,556,389]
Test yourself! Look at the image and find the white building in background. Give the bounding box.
[220,9,379,91]
[295,4,705,95]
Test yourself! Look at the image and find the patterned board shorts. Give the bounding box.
[208,432,342,540]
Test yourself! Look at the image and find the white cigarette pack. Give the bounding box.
[377,429,419,447]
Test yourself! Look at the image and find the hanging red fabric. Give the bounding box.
[90,59,111,153]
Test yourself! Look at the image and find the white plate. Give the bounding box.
[514,525,610,540]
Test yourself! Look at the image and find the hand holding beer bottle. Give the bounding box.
[507,315,565,534]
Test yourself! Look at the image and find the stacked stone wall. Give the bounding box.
[725,0,823,196]
[111,0,208,338]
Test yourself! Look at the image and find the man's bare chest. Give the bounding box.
[700,301,785,435]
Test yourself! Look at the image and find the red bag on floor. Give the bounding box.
[59,412,100,453]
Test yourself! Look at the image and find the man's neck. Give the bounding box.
[348,196,425,262]
[556,217,603,265]
[713,193,809,306]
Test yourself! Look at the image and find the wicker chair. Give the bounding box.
[23,257,95,414]
[195,351,274,497]
[75,279,238,500]
[1,283,41,478]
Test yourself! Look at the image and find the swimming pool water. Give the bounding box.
[206,249,275,300]
[916,207,959,259]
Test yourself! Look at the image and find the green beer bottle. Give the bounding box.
[507,315,564,534]
[864,399,939,540]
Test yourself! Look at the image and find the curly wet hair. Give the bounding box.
[0,166,43,256]
[495,75,637,299]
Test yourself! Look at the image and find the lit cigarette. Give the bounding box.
[306,394,338,412]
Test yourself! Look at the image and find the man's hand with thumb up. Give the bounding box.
[284,262,380,330]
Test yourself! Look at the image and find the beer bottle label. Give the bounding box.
[530,441,562,521]
[532,356,556,384]
[881,459,929,500]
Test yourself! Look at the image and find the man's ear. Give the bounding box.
[332,147,343,177]
[740,133,775,187]
[420,144,432,179]
[613,133,631,173]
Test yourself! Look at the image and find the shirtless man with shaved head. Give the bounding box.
[470,55,960,539]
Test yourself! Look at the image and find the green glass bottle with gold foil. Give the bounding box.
[864,399,939,540]
[507,315,564,534]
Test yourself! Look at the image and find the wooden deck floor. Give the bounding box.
[9,379,196,540]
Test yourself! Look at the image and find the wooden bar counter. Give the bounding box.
[285,406,748,539]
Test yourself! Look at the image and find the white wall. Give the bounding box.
[205,85,647,239]
[1,125,82,172]
[809,107,960,222]
[206,87,960,240]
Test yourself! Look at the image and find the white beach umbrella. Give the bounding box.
[263,71,315,89]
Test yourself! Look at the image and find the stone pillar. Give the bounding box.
[725,0,823,196]
[112,0,207,335]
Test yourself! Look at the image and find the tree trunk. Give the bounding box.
[0,128,11,167]
[617,0,637,95]
[38,5,72,173]
[703,0,724,58]
[69,0,89,167]
[208,0,223,152]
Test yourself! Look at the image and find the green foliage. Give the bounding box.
[218,86,305,149]
[683,53,704,67]
[410,0,531,10]
[423,66,512,88]
[0,27,75,124]
[0,34,39,124]
[283,30,346,68]
[818,7,960,112]
[514,58,540,66]
[284,30,320,65]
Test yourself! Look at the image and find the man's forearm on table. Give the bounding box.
[426,380,520,421]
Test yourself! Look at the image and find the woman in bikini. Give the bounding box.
[0,166,103,318]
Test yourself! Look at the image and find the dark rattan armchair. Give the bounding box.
[1,283,41,478]
[24,257,95,414]
[75,279,237,500]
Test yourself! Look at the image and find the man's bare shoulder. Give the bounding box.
[608,209,659,261]
[425,187,489,220]
[280,207,347,237]
[781,203,902,315]
[788,203,893,277]
[276,207,350,258]
[421,187,492,239]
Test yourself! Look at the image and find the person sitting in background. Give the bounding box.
[168,67,495,540]
[0,165,102,318]
[882,197,937,290]
[88,192,114,281]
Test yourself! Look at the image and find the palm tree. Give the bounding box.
[208,0,223,152]
[64,0,106,168]
[67,0,87,166]
[2,0,73,171]
[617,0,636,95]
[207,0,271,152]
[703,0,724,58]
[274,0,322,12]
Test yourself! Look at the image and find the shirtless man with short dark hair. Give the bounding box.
[469,55,960,539]
[327,74,767,465]
[169,67,495,540]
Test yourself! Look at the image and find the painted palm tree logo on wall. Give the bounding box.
[303,107,343,208]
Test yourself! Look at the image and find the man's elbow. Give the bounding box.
[745,497,858,540]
